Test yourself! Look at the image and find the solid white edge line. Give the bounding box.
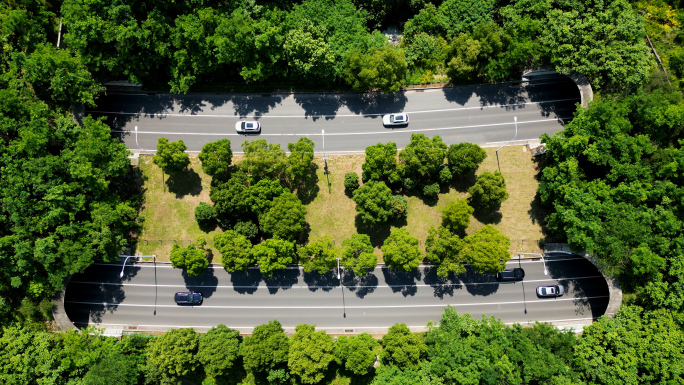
[90,98,578,119]
[66,295,609,309]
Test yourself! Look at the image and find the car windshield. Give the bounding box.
[396,115,405,121]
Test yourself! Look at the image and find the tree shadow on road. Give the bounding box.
[263,268,301,294]
[342,271,379,299]
[303,270,338,292]
[381,268,421,297]
[230,268,263,295]
[182,267,219,299]
[460,266,500,296]
[422,266,464,299]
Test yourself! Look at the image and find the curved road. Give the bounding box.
[64,253,609,333]
[92,77,580,154]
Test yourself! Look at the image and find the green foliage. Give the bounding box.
[82,351,139,385]
[233,220,259,240]
[423,182,440,198]
[215,231,255,272]
[343,45,408,92]
[147,328,200,379]
[153,137,190,175]
[284,23,336,82]
[399,134,447,186]
[260,192,308,242]
[438,0,497,38]
[198,139,232,177]
[426,226,465,278]
[390,195,409,219]
[251,238,296,277]
[170,237,208,277]
[198,324,241,379]
[362,142,401,184]
[288,324,336,384]
[575,306,684,384]
[403,3,448,41]
[381,323,427,370]
[344,172,360,191]
[240,139,288,182]
[438,165,452,185]
[194,202,215,227]
[288,137,315,182]
[336,333,379,375]
[382,228,423,272]
[462,225,511,273]
[240,320,290,374]
[245,177,287,217]
[340,234,378,276]
[447,143,486,176]
[441,199,473,233]
[352,181,394,225]
[210,171,250,226]
[468,171,509,209]
[299,235,339,274]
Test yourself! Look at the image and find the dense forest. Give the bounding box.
[3,0,684,383]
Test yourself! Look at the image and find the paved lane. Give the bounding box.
[64,254,609,333]
[91,78,580,154]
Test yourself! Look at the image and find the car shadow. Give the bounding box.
[342,271,379,299]
[263,268,301,294]
[230,268,263,295]
[381,267,421,297]
[303,270,339,292]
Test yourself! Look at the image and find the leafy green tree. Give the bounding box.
[153,137,190,175]
[403,3,448,43]
[575,306,684,385]
[344,172,360,191]
[468,171,509,209]
[288,324,336,384]
[362,142,401,184]
[438,0,497,38]
[447,143,486,176]
[240,320,290,374]
[210,170,251,226]
[0,325,62,383]
[335,333,379,376]
[194,202,215,227]
[288,137,315,182]
[439,165,452,185]
[260,192,308,242]
[146,328,200,379]
[215,231,254,272]
[445,33,481,81]
[82,351,139,385]
[284,22,336,82]
[245,177,287,217]
[390,195,408,219]
[423,182,440,198]
[343,45,408,92]
[426,226,465,278]
[234,220,259,240]
[198,139,232,177]
[198,324,240,380]
[381,323,427,370]
[251,238,296,277]
[299,235,339,274]
[398,134,447,186]
[462,225,510,273]
[340,234,378,276]
[169,237,208,277]
[382,228,423,272]
[441,199,473,233]
[240,139,289,181]
[352,181,394,225]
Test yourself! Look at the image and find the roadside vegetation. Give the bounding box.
[3,0,684,384]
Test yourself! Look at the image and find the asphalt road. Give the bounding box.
[64,253,609,333]
[91,77,580,154]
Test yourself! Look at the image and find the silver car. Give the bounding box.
[536,285,564,297]
[235,120,261,133]
[382,113,409,126]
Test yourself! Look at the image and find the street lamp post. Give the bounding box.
[119,256,132,278]
[496,116,518,172]
[336,258,341,280]
[540,254,548,276]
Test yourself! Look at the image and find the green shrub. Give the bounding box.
[390,195,408,219]
[423,182,440,198]
[233,221,259,240]
[194,202,215,227]
[344,172,360,191]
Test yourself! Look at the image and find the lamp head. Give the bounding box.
[135,125,138,132]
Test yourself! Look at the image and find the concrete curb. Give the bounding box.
[544,243,622,318]
[52,275,77,332]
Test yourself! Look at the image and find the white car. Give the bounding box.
[536,285,565,297]
[382,113,409,126]
[235,120,261,133]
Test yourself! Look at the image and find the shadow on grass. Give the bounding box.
[182,267,219,299]
[354,215,407,249]
[472,206,503,225]
[403,187,439,207]
[342,271,379,298]
[264,268,301,294]
[451,173,477,193]
[381,268,422,297]
[230,268,262,295]
[303,270,339,292]
[166,168,202,198]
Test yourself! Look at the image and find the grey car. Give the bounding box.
[174,291,203,305]
[536,285,564,297]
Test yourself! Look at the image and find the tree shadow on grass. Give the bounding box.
[422,266,464,299]
[403,187,439,207]
[303,270,339,292]
[166,168,202,198]
[263,268,301,294]
[182,267,219,299]
[354,215,407,249]
[381,268,422,297]
[342,271,379,298]
[230,268,263,295]
[450,173,477,193]
[472,206,503,225]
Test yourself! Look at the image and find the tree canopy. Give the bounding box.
[153,137,190,175]
[340,234,378,276]
[198,139,233,177]
[288,324,336,384]
[169,237,209,277]
[382,228,423,272]
[298,235,339,274]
